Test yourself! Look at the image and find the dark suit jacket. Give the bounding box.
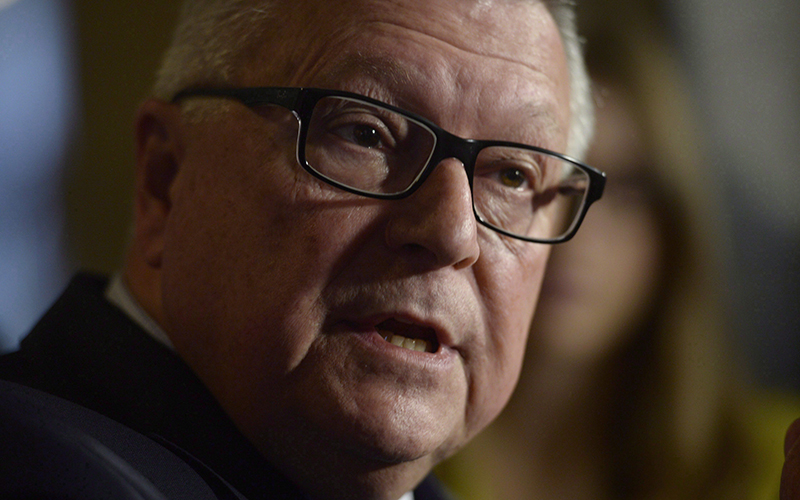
[0,273,454,500]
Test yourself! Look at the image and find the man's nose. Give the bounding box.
[384,159,480,270]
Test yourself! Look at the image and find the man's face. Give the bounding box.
[151,0,570,483]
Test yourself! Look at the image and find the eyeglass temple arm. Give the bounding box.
[170,87,303,110]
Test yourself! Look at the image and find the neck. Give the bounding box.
[122,251,167,331]
[271,446,430,500]
[241,406,436,500]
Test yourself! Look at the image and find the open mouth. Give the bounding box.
[374,318,440,354]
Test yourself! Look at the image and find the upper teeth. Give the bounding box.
[380,332,430,352]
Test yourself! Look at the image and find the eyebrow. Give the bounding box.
[321,54,417,106]
[329,54,414,86]
[324,53,563,144]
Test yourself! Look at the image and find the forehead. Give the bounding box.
[242,0,570,141]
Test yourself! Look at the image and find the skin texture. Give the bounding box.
[126,0,571,498]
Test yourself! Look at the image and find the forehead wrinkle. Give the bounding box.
[327,53,416,94]
[323,51,561,145]
[262,0,568,131]
[350,13,570,144]
[362,18,558,86]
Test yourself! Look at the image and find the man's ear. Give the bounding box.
[133,99,185,269]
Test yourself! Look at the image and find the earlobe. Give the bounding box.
[133,99,185,269]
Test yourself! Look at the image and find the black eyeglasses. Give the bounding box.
[172,87,605,243]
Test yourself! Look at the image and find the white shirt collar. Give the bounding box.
[104,273,174,349]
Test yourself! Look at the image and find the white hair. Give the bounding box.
[154,0,593,159]
[544,0,594,159]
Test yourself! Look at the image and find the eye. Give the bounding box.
[328,114,397,151]
[498,168,528,189]
[343,123,382,148]
[487,162,538,192]
[475,147,544,193]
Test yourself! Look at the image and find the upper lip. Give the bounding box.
[337,309,458,351]
[377,315,442,352]
[325,278,474,353]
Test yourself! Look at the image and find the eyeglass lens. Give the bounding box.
[304,95,589,241]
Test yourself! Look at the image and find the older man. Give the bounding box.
[0,0,602,499]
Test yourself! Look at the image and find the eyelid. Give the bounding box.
[476,160,541,192]
[477,150,542,176]
[313,98,395,143]
[330,111,397,147]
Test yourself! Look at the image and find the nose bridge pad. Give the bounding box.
[292,111,304,166]
[428,136,478,200]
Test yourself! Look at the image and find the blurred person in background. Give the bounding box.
[436,2,798,499]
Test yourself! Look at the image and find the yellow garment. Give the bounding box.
[436,390,800,500]
[745,391,799,500]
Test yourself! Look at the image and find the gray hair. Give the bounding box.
[153,0,593,159]
[544,1,594,159]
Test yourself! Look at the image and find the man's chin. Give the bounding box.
[340,423,453,468]
[309,383,465,463]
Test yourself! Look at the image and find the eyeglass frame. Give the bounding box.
[171,86,606,243]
